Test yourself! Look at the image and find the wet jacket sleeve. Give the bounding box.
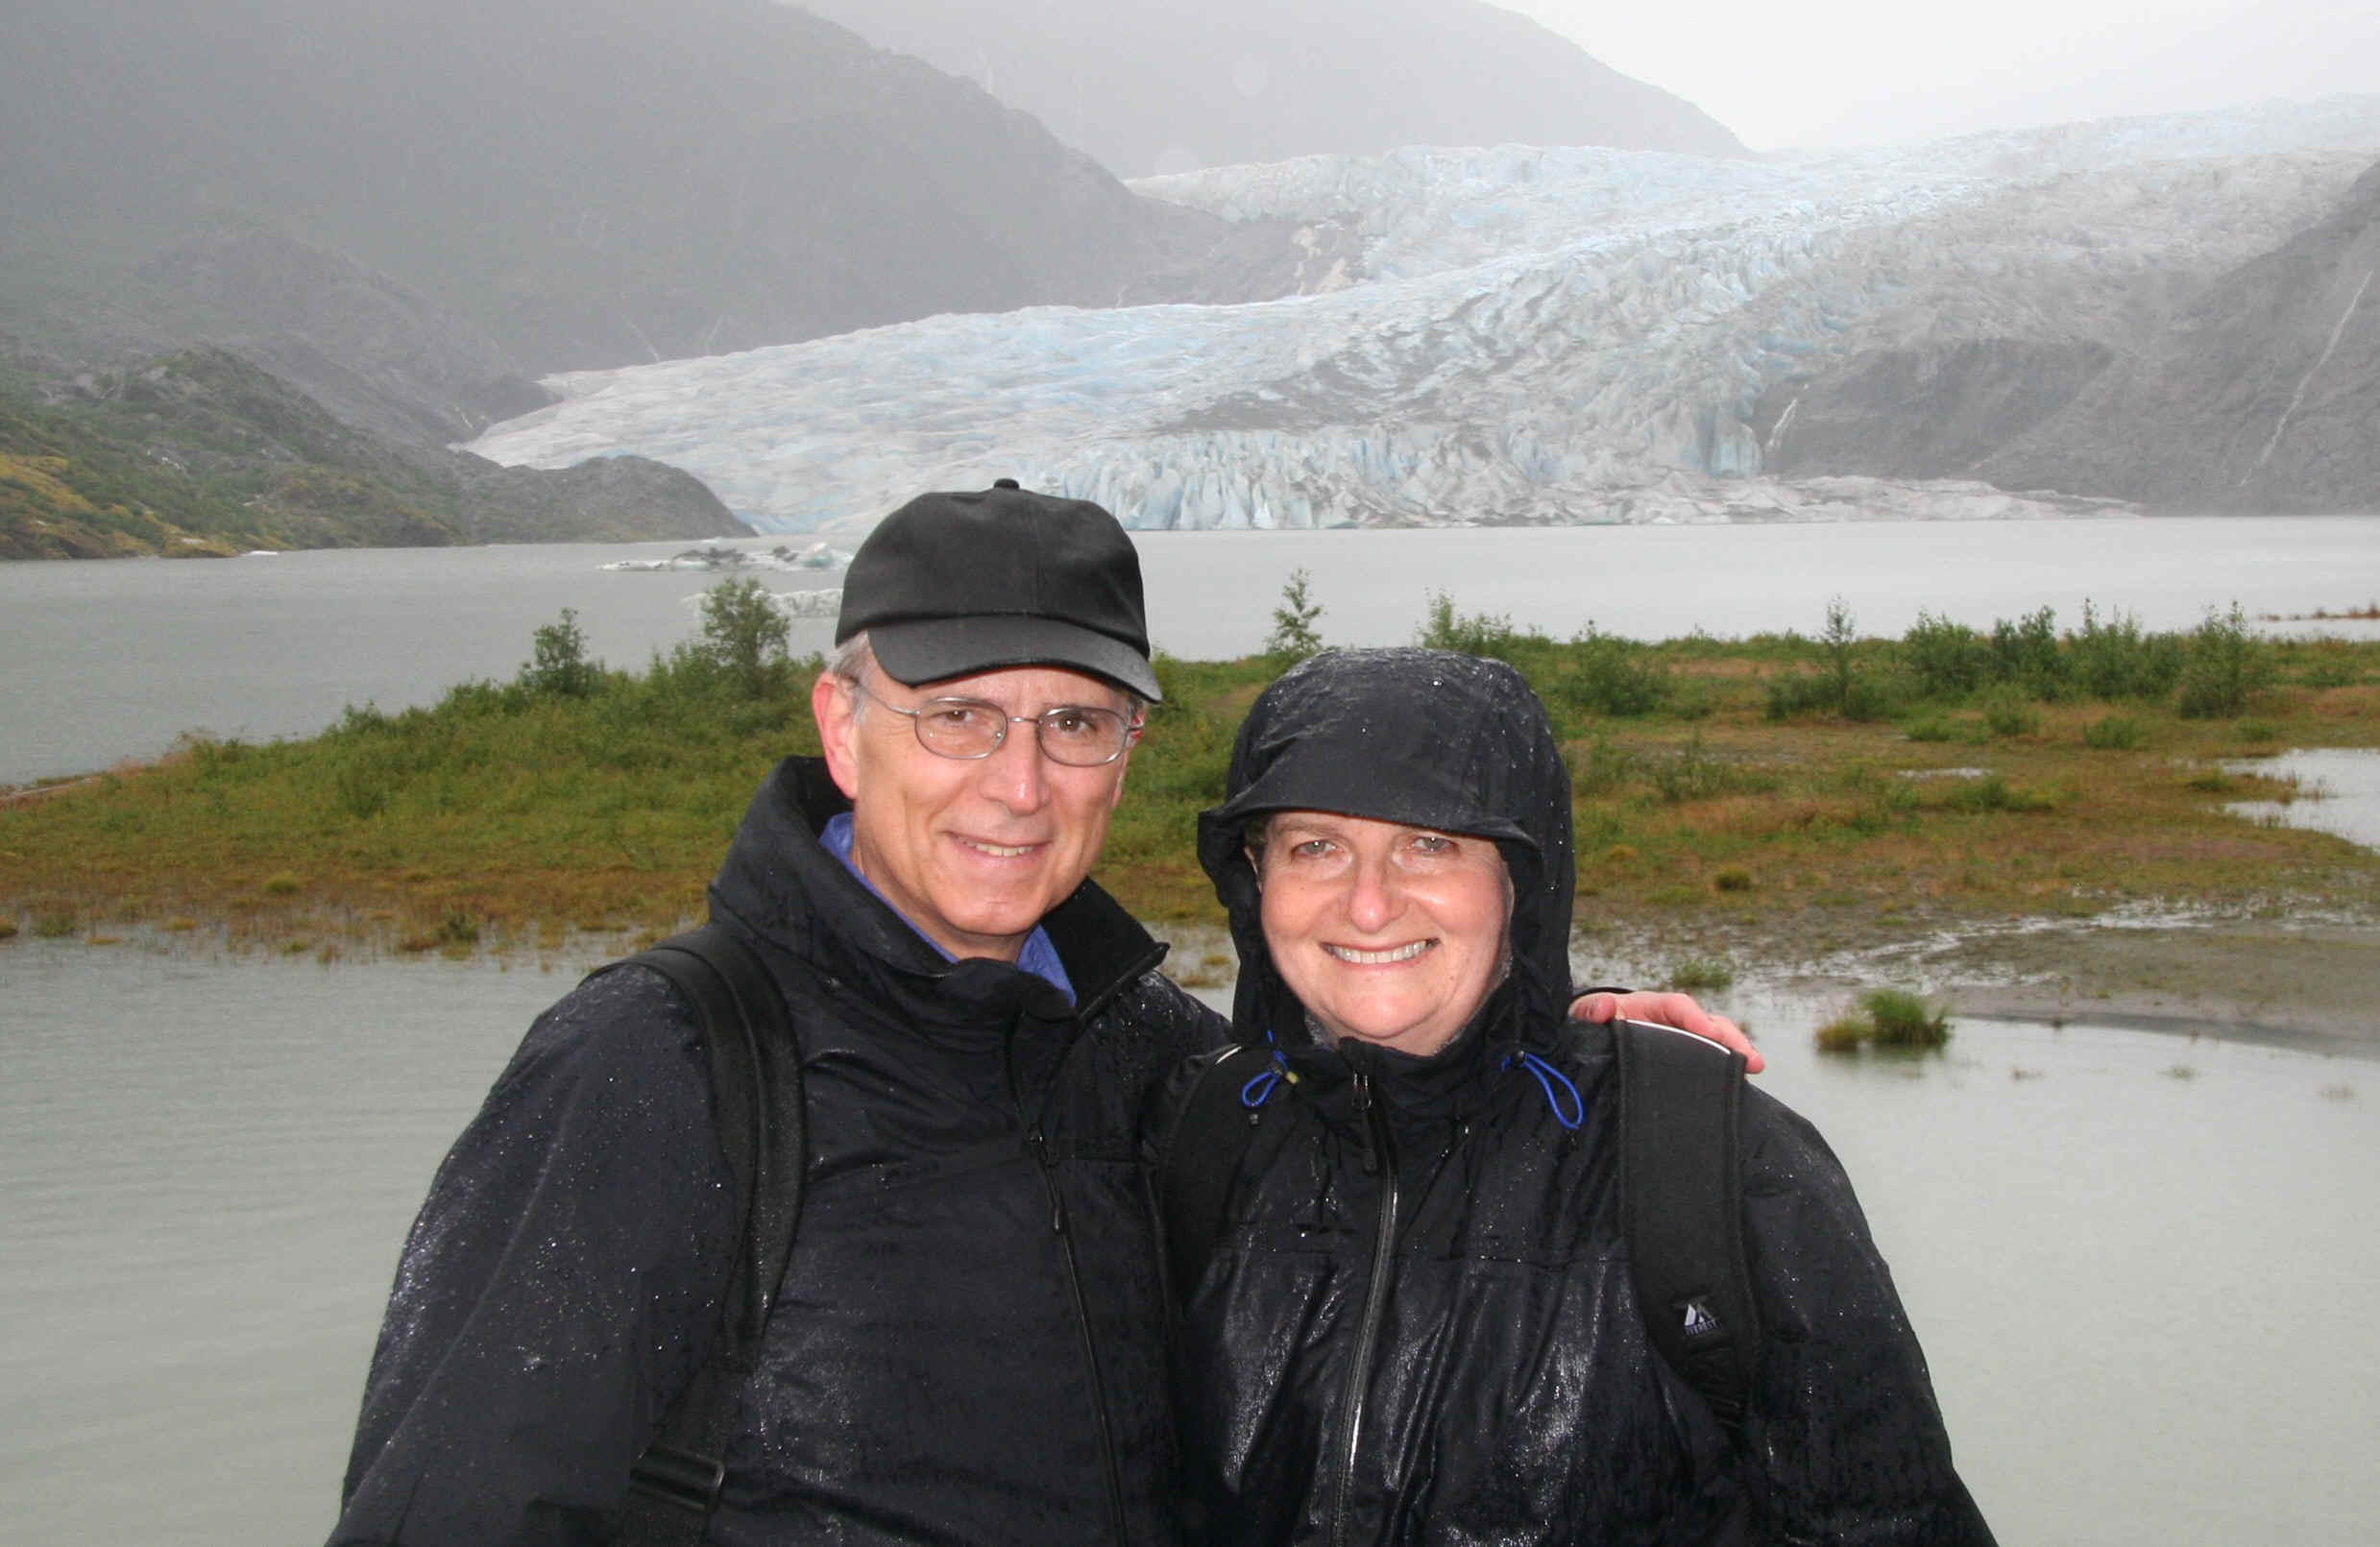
[1736,1089,1996,1546]
[328,969,739,1547]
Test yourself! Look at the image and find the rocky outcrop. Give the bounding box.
[798,0,1744,177]
[451,454,741,545]
[1757,340,2118,479]
[1977,159,2380,511]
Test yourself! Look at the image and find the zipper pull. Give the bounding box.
[1028,1125,1067,1234]
[1349,1071,1380,1176]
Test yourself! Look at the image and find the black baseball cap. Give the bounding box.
[837,480,1163,701]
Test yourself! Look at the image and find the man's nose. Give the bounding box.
[977,718,1052,812]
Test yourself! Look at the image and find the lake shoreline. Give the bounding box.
[1574,914,2380,1060]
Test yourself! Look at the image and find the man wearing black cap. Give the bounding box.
[329,482,1731,1546]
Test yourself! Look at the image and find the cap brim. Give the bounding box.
[870,616,1163,702]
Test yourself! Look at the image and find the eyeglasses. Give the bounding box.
[852,680,1141,766]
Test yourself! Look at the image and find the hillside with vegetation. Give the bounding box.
[0,348,734,559]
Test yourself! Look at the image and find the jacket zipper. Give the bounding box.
[1329,1068,1399,1547]
[1030,1122,1132,1545]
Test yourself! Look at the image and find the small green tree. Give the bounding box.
[1266,568,1325,658]
[1820,596,1858,709]
[697,577,791,696]
[2176,602,2273,719]
[522,607,599,697]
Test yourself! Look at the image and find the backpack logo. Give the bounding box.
[1679,1297,1723,1342]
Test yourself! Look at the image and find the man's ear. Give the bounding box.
[813,671,863,799]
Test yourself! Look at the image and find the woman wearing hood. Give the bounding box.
[1154,648,1992,1546]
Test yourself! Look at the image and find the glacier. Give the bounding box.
[465,97,2380,534]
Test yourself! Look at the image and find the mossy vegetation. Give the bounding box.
[4,589,2376,956]
[1815,988,1954,1053]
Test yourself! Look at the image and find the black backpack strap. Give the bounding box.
[604,923,807,1547]
[1154,1043,1266,1300]
[1613,1017,1759,1440]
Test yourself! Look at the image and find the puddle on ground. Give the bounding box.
[2224,747,2380,853]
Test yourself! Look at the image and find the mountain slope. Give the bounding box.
[0,348,732,559]
[1974,158,2380,511]
[0,0,1274,375]
[796,0,1743,177]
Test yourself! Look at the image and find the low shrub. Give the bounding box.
[1988,606,2067,700]
[1417,590,1532,660]
[1557,625,1670,717]
[1905,715,1956,743]
[1863,987,1951,1048]
[1979,689,2040,739]
[1946,774,2053,814]
[1813,1016,1871,1053]
[2082,715,2143,750]
[1664,956,1736,992]
[1814,987,1952,1052]
[1648,736,1775,804]
[1903,611,1986,699]
[1712,867,1754,893]
[2071,601,2182,700]
[2176,604,2274,719]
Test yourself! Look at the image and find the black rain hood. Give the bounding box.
[1197,648,1574,1054]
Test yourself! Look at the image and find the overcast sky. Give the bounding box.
[1501,0,2380,151]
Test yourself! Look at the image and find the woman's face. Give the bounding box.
[1254,810,1511,1057]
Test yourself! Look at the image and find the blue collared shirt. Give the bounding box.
[820,812,1076,1004]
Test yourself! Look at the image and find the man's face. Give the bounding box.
[814,664,1138,961]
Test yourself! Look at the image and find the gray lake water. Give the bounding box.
[2226,747,2380,851]
[1,941,2373,1547]
[5,516,2378,786]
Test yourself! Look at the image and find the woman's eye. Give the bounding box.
[1411,834,1454,856]
[1290,839,1333,859]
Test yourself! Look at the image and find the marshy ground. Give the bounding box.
[6,595,2375,1051]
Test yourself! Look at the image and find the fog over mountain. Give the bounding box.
[469,99,2380,530]
[0,0,1303,379]
[792,0,1744,176]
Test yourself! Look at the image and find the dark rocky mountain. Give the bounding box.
[1757,340,2120,481]
[0,0,1303,378]
[1759,158,2380,513]
[1975,158,2380,512]
[797,0,1744,178]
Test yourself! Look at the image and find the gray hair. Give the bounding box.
[828,631,877,686]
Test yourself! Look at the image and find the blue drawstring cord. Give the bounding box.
[1502,1048,1584,1130]
[1240,1028,1296,1108]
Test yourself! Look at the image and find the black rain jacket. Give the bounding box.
[332,756,1224,1546]
[1154,649,1993,1546]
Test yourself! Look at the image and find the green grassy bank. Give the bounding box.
[5,585,2377,960]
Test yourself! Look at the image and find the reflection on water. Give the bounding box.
[2226,748,2380,853]
[1,949,2374,1546]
